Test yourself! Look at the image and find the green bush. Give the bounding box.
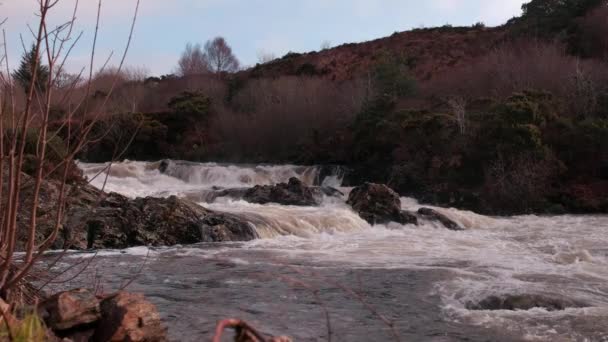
[168,91,212,119]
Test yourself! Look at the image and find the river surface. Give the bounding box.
[49,161,608,341]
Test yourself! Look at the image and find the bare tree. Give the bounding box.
[0,0,141,302]
[257,49,276,64]
[446,96,467,134]
[320,40,332,51]
[177,43,209,76]
[204,37,239,74]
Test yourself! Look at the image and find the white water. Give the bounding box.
[79,160,608,341]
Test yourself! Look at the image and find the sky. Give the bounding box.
[0,0,527,76]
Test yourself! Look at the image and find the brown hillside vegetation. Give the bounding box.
[247,26,508,81]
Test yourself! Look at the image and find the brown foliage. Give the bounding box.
[208,76,365,162]
[177,43,210,76]
[422,39,608,117]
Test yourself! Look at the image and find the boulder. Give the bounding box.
[92,292,167,342]
[347,183,418,225]
[467,294,588,311]
[71,193,259,249]
[11,166,260,250]
[243,177,318,206]
[200,212,258,242]
[417,207,464,231]
[38,289,101,331]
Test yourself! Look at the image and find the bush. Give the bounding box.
[168,91,212,119]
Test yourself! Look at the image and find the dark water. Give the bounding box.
[47,246,523,342]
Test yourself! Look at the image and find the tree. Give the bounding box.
[177,43,209,76]
[256,50,276,64]
[516,0,606,36]
[12,44,49,92]
[203,37,240,74]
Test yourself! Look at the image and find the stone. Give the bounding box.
[417,207,464,231]
[244,177,319,206]
[38,289,101,331]
[347,183,418,225]
[467,294,588,311]
[92,292,167,342]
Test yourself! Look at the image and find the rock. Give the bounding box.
[201,212,258,242]
[243,177,318,206]
[92,292,167,342]
[158,159,170,173]
[10,164,259,250]
[347,183,418,225]
[38,289,101,331]
[467,294,587,311]
[73,194,258,249]
[417,207,464,231]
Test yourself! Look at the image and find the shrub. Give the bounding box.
[168,91,212,119]
[0,312,47,342]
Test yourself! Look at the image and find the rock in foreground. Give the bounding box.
[39,289,167,342]
[347,183,418,225]
[93,292,167,342]
[38,289,101,331]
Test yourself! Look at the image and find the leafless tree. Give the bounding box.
[446,96,467,134]
[320,40,332,51]
[0,0,140,302]
[204,37,239,74]
[571,60,598,118]
[177,43,209,76]
[257,50,276,64]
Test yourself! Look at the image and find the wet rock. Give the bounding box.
[38,289,101,331]
[72,194,258,249]
[92,292,167,342]
[201,212,259,242]
[417,207,464,231]
[243,177,319,206]
[467,294,588,311]
[347,183,418,225]
[12,165,259,250]
[158,159,170,173]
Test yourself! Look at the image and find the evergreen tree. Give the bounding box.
[12,44,49,93]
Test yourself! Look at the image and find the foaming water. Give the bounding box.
[158,160,324,187]
[78,160,343,198]
[71,161,608,341]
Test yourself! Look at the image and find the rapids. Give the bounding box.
[57,160,608,341]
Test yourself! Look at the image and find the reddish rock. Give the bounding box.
[92,292,167,342]
[38,289,101,331]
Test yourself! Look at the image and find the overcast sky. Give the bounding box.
[1,0,527,75]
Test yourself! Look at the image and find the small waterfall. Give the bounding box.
[159,160,341,188]
[204,200,370,239]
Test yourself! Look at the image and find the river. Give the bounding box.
[51,160,608,341]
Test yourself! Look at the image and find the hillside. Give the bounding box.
[247,26,507,81]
